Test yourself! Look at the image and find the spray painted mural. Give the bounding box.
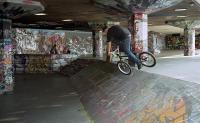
[14,28,93,73]
[15,28,93,55]
[71,64,200,123]
[14,54,51,73]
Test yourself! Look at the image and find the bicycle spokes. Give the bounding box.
[139,52,156,67]
[117,61,132,75]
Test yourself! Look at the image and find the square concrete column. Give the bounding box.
[148,32,157,54]
[184,28,195,56]
[96,30,103,58]
[92,30,96,57]
[0,19,14,94]
[129,13,148,52]
[92,29,104,59]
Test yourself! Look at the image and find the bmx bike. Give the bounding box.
[111,47,156,75]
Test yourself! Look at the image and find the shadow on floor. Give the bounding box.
[0,74,91,123]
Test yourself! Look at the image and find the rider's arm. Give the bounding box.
[107,42,112,55]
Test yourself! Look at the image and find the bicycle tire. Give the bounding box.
[139,52,156,67]
[117,61,132,75]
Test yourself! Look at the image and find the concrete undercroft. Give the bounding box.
[1,0,200,122]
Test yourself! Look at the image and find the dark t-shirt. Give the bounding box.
[107,25,131,44]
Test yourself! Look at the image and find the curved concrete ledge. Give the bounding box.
[0,0,44,19]
[70,62,200,123]
[93,0,183,14]
[167,19,200,29]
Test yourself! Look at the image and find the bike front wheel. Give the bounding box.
[139,52,156,67]
[117,61,132,75]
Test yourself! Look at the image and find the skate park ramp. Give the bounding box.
[70,61,200,123]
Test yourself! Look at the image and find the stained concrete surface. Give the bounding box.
[1,52,200,123]
[143,55,200,84]
[70,62,200,123]
[0,74,91,123]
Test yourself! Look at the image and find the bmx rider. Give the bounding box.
[105,25,142,70]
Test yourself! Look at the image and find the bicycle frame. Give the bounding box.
[111,47,130,64]
[111,45,156,67]
[111,46,138,62]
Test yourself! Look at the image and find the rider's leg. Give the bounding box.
[120,37,142,69]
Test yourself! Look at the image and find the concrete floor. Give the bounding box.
[1,50,200,123]
[143,55,200,84]
[0,74,91,123]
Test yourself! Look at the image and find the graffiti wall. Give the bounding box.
[14,28,93,73]
[14,54,51,73]
[51,54,78,71]
[165,34,185,50]
[14,54,79,73]
[15,28,93,55]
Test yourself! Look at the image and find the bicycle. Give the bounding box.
[111,46,156,75]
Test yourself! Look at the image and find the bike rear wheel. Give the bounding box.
[117,61,132,75]
[139,52,156,67]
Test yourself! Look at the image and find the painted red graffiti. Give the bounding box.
[49,34,62,43]
[108,107,132,123]
[134,13,144,20]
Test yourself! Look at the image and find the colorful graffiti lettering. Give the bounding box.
[127,97,187,123]
[15,55,51,73]
[27,58,50,73]
[14,54,79,73]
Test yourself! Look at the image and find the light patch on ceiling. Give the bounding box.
[149,25,184,34]
[37,21,61,26]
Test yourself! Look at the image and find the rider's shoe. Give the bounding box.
[137,63,143,70]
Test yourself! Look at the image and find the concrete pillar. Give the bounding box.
[129,13,148,52]
[96,30,103,58]
[93,30,103,59]
[92,30,96,57]
[184,27,195,56]
[148,32,157,54]
[0,19,14,94]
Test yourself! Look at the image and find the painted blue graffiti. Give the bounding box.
[0,84,5,90]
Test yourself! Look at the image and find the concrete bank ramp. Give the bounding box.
[70,62,200,123]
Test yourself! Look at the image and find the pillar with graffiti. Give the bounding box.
[129,13,148,52]
[184,27,195,56]
[89,22,107,58]
[0,19,13,94]
[0,0,44,94]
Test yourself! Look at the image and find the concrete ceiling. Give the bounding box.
[149,25,184,35]
[149,0,200,25]
[12,0,200,34]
